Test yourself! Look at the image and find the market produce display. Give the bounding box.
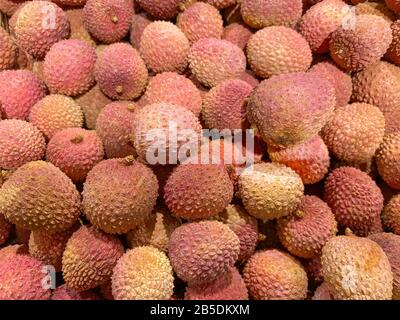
[1,0,400,301]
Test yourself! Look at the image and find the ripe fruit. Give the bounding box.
[185,267,248,300]
[29,94,84,139]
[0,254,51,300]
[247,26,312,79]
[169,221,240,284]
[192,137,265,189]
[141,72,202,116]
[112,246,174,300]
[82,157,158,234]
[376,133,400,190]
[247,73,335,148]
[96,101,137,159]
[189,38,246,87]
[95,43,148,100]
[243,249,308,300]
[46,128,104,183]
[299,0,349,53]
[241,0,303,29]
[223,23,252,50]
[0,244,28,262]
[133,103,202,165]
[0,0,23,16]
[43,39,97,96]
[213,204,258,261]
[368,232,400,299]
[137,0,179,20]
[0,70,46,120]
[324,167,384,234]
[62,226,124,291]
[202,79,253,130]
[352,61,400,134]
[130,13,151,49]
[83,0,133,44]
[312,283,333,300]
[140,21,190,74]
[29,225,77,272]
[308,61,352,108]
[355,214,384,238]
[355,2,396,22]
[177,2,223,43]
[14,1,70,59]
[330,15,392,71]
[164,164,234,220]
[0,120,46,170]
[383,194,400,235]
[321,234,393,300]
[240,70,259,88]
[0,27,17,71]
[277,196,337,258]
[0,161,81,232]
[238,163,304,221]
[268,136,330,185]
[321,103,385,164]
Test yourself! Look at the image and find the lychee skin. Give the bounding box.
[14,1,70,59]
[95,43,148,100]
[137,0,179,20]
[43,39,97,97]
[189,38,246,88]
[164,163,234,220]
[95,101,138,159]
[141,72,202,116]
[46,128,104,183]
[177,2,224,44]
[0,119,46,170]
[324,167,384,233]
[83,0,134,44]
[0,70,46,120]
[268,135,330,185]
[247,26,312,79]
[247,72,336,148]
[241,0,303,29]
[0,27,18,71]
[140,21,190,74]
[329,15,392,72]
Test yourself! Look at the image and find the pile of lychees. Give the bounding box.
[0,0,400,301]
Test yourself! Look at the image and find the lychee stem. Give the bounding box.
[120,155,135,166]
[70,135,84,144]
[345,227,354,236]
[111,15,118,23]
[294,210,305,219]
[116,85,124,94]
[258,233,266,242]
[127,104,136,112]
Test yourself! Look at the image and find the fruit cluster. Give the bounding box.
[0,0,400,300]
